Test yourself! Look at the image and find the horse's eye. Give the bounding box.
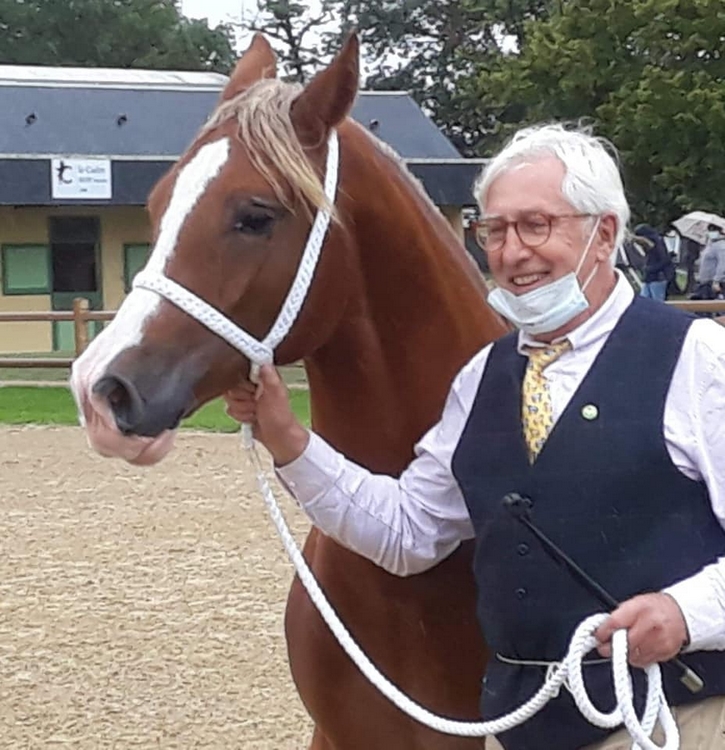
[233,212,274,235]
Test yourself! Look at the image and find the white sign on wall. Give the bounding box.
[51,157,113,199]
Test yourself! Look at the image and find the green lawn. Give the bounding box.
[0,356,309,387]
[0,386,310,431]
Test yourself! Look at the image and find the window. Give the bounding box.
[1,244,51,295]
[123,243,151,292]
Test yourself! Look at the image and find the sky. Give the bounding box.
[180,0,251,28]
[180,0,327,52]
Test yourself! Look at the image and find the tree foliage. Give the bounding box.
[466,0,725,224]
[328,0,551,154]
[242,1,340,82]
[0,0,236,72]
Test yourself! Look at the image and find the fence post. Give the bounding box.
[73,297,90,356]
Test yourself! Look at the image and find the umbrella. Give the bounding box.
[672,210,725,244]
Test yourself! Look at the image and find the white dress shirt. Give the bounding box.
[277,274,725,651]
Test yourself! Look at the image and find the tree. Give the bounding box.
[464,0,725,224]
[327,0,552,154]
[242,1,340,82]
[0,0,236,72]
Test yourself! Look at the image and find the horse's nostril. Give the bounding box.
[93,374,145,435]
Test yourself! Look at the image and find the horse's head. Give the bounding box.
[70,34,360,464]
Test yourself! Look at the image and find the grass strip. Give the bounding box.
[0,386,310,431]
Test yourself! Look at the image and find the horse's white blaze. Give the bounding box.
[69,138,231,455]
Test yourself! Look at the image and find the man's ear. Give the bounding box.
[595,214,618,261]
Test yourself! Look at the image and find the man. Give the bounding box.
[224,124,725,750]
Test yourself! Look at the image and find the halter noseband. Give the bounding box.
[132,131,340,379]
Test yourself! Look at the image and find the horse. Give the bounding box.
[70,33,509,749]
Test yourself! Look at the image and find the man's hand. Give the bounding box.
[594,592,689,668]
[223,364,309,466]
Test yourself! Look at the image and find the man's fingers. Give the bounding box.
[596,641,612,659]
[258,363,284,392]
[593,593,688,667]
[225,404,256,422]
[226,380,256,398]
[594,615,619,646]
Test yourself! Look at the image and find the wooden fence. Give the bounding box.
[0,298,115,368]
[0,297,724,371]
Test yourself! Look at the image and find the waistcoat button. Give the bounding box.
[515,587,528,599]
[517,543,530,556]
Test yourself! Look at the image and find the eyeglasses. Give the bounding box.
[473,212,594,252]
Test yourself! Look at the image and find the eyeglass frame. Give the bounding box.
[471,212,596,252]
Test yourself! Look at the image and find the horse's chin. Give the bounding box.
[80,392,177,466]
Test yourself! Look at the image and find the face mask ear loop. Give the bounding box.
[575,216,602,292]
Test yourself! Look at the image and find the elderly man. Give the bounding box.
[225,124,725,750]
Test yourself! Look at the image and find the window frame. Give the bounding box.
[123,242,151,293]
[1,243,52,295]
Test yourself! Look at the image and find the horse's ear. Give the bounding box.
[219,33,277,102]
[291,33,359,146]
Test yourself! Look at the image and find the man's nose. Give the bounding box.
[499,225,532,264]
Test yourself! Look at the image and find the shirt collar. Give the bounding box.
[517,270,634,354]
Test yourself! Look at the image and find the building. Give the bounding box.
[0,65,485,353]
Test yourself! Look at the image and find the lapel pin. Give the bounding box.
[581,404,599,421]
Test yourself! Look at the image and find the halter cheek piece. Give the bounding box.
[132,131,340,380]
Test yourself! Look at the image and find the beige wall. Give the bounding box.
[440,205,464,240]
[0,206,150,354]
[0,202,463,355]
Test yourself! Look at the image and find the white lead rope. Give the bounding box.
[131,125,679,748]
[243,435,679,749]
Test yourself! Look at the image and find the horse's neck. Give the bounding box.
[305,137,506,474]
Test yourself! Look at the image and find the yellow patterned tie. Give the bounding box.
[522,340,572,463]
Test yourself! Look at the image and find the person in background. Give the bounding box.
[225,124,725,750]
[680,234,704,295]
[636,224,674,301]
[692,224,725,300]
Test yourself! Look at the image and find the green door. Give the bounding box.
[51,291,103,352]
[49,217,103,352]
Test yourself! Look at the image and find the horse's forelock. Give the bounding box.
[200,79,335,222]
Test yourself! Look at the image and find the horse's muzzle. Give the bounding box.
[93,369,194,438]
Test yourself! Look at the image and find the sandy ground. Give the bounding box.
[0,425,314,749]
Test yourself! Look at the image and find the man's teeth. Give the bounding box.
[513,274,544,286]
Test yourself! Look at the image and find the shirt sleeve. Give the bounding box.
[275,348,491,576]
[662,319,725,650]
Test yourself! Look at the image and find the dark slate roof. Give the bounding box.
[0,65,462,160]
[0,65,483,206]
[0,75,225,159]
[350,93,461,160]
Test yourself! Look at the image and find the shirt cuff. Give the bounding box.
[663,562,725,652]
[274,431,342,503]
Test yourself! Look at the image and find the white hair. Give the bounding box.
[473,123,631,255]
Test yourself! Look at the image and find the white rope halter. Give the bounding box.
[133,130,340,374]
[131,128,680,749]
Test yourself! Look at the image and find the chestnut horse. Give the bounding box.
[70,34,508,749]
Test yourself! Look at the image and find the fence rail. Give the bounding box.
[0,297,724,372]
[0,298,115,368]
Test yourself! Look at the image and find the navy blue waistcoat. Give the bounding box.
[451,297,725,750]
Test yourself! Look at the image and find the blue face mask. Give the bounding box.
[487,218,601,336]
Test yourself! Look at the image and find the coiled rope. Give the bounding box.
[243,435,679,749]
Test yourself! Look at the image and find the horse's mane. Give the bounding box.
[200,78,333,221]
[200,77,477,252]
